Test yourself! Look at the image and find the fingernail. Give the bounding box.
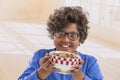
[71,67,74,70]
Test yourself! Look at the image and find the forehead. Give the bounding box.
[62,23,79,33]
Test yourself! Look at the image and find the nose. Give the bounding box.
[62,35,70,42]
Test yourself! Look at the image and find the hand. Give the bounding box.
[37,54,61,79]
[67,59,85,80]
[37,54,55,80]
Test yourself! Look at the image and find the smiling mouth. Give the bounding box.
[60,44,71,50]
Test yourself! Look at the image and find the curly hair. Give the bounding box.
[47,6,89,44]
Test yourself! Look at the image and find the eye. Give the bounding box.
[68,32,79,40]
[54,32,65,38]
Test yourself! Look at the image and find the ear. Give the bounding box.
[78,42,80,46]
[48,34,54,39]
[51,35,54,39]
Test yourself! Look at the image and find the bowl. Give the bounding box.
[49,51,81,74]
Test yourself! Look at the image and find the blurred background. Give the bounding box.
[0,0,120,80]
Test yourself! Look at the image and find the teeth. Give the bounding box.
[61,44,69,48]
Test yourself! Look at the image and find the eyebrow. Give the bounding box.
[61,31,79,34]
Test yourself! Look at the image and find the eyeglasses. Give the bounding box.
[54,31,80,41]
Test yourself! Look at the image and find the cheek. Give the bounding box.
[53,37,59,46]
[73,41,80,48]
[76,38,80,46]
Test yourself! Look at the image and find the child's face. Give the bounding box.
[53,23,80,53]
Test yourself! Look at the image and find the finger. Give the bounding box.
[42,59,51,67]
[41,59,52,71]
[67,68,79,74]
[77,59,84,67]
[40,53,51,64]
[52,67,61,72]
[66,70,71,73]
[40,57,49,65]
[45,53,50,58]
[79,59,84,64]
[48,62,55,71]
[71,67,80,72]
[66,65,80,73]
[73,64,80,67]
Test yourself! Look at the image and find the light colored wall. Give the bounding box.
[0,0,64,24]
[79,0,120,51]
[0,54,31,80]
[0,0,119,53]
[0,1,119,52]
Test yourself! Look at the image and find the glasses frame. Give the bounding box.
[54,31,80,41]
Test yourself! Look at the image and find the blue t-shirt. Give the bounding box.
[18,48,103,80]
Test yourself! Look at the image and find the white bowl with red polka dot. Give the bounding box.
[49,51,81,74]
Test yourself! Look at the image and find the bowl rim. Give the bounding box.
[49,51,81,59]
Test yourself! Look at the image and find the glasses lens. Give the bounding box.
[54,32,65,38]
[54,31,79,41]
[68,32,79,40]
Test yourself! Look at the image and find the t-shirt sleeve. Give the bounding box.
[84,75,92,80]
[84,56,103,80]
[18,49,46,80]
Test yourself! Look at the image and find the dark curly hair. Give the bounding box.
[47,6,89,44]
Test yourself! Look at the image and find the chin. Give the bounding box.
[57,47,73,52]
